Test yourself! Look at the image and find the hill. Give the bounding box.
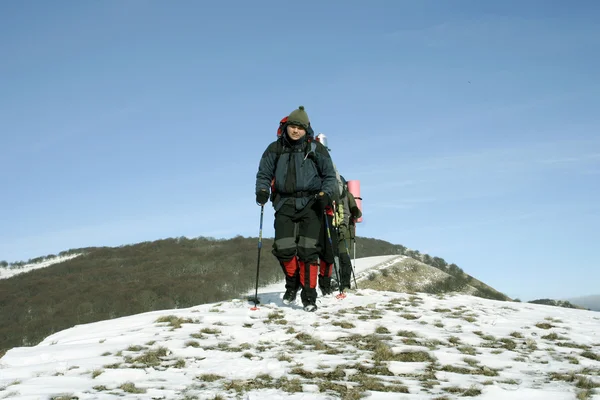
[528,299,588,310]
[0,236,507,356]
[1,263,599,399]
[355,256,509,302]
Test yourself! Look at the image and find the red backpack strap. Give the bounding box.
[277,116,288,137]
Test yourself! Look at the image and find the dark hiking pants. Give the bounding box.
[338,226,353,289]
[272,200,321,304]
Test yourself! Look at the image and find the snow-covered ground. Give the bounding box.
[1,255,599,399]
[249,254,400,297]
[0,253,82,280]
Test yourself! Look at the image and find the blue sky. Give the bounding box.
[1,0,598,301]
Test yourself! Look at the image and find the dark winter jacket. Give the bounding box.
[255,133,337,212]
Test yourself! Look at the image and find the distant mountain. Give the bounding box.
[528,298,587,310]
[566,295,600,312]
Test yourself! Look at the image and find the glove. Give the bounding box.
[315,191,329,211]
[256,189,269,205]
[351,206,362,220]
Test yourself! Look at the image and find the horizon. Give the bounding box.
[1,0,599,301]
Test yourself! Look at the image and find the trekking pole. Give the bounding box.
[352,241,358,289]
[250,205,264,310]
[353,236,357,287]
[324,209,343,296]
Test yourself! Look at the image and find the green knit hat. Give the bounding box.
[287,105,310,129]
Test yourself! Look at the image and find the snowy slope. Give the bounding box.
[0,254,82,280]
[247,255,400,298]
[1,255,599,400]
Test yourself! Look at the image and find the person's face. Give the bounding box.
[286,124,306,140]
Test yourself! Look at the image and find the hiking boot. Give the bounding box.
[300,287,318,312]
[318,275,332,296]
[282,289,297,305]
[304,303,317,312]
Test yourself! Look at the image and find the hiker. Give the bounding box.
[255,106,337,312]
[335,175,362,290]
[318,197,339,295]
[314,133,340,296]
[314,133,362,293]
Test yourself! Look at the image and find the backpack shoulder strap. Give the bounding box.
[274,138,284,167]
[269,139,285,201]
[302,139,318,164]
